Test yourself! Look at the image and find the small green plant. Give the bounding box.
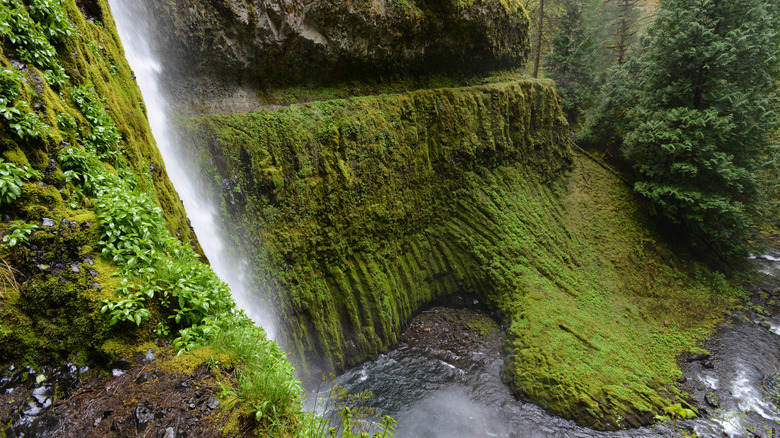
[0,159,41,206]
[0,68,51,140]
[2,222,39,249]
[71,84,122,158]
[201,317,304,433]
[0,0,71,88]
[308,375,396,438]
[28,0,75,42]
[655,403,697,437]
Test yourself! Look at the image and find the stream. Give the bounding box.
[322,252,780,438]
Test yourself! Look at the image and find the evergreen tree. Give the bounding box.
[623,0,780,258]
[576,57,640,152]
[604,0,640,65]
[545,0,599,124]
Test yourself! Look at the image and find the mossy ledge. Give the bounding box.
[178,81,739,430]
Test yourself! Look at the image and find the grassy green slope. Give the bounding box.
[179,81,740,430]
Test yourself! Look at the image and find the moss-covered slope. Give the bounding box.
[178,81,739,429]
[1,1,311,435]
[0,0,209,364]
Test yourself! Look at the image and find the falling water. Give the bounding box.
[107,0,277,340]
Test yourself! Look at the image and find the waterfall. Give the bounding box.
[107,0,277,340]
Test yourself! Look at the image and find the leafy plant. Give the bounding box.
[0,68,51,140]
[0,0,71,88]
[201,316,304,433]
[0,159,42,205]
[2,222,39,249]
[28,0,75,42]
[71,84,122,157]
[309,375,396,438]
[655,403,697,437]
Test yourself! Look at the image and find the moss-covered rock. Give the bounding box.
[146,0,529,108]
[178,81,739,430]
[0,0,200,365]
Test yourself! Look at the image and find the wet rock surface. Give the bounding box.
[328,307,677,438]
[140,0,529,109]
[0,350,233,437]
[679,258,780,437]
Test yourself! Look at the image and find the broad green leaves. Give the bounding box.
[60,82,236,350]
[1,221,38,249]
[0,0,72,88]
[0,158,41,206]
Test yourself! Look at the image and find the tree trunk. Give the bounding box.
[533,0,544,78]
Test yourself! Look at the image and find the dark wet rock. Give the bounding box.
[206,396,219,410]
[705,391,720,408]
[688,352,711,362]
[702,360,715,369]
[0,352,232,436]
[111,358,132,371]
[135,372,157,384]
[135,403,154,430]
[31,386,51,405]
[23,401,43,416]
[27,413,59,437]
[148,0,529,109]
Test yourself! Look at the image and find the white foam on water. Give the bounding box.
[732,367,780,422]
[701,374,720,390]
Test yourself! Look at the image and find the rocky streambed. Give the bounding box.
[324,254,780,438]
[0,348,234,437]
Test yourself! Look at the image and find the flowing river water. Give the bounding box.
[107,2,780,436]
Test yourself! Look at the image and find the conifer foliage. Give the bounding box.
[623,0,780,257]
[545,0,598,124]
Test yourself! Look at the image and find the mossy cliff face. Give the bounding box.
[179,81,738,430]
[0,0,198,364]
[147,0,529,108]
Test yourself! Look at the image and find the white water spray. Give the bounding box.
[108,0,277,340]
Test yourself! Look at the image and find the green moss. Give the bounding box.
[179,82,739,430]
[0,0,202,366]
